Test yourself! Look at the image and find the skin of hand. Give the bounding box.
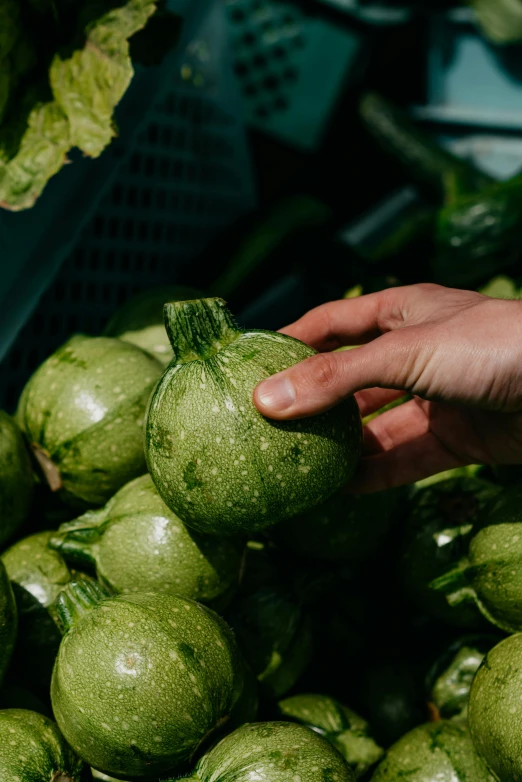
[253,283,522,492]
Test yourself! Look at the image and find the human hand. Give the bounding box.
[253,284,522,492]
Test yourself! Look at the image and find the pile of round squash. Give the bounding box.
[0,291,520,781]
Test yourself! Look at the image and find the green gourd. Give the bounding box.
[0,410,34,545]
[104,285,203,366]
[0,709,87,781]
[2,532,90,695]
[0,559,17,687]
[16,335,163,508]
[400,477,501,627]
[432,485,522,633]
[51,580,246,779]
[275,487,404,561]
[469,633,522,781]
[426,635,500,724]
[278,693,383,778]
[50,474,245,609]
[177,721,354,781]
[145,298,361,536]
[370,721,494,781]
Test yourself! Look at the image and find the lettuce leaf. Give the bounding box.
[0,0,157,210]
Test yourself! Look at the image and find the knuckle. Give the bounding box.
[308,353,340,391]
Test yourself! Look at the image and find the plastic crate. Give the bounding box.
[225,0,366,149]
[0,0,256,411]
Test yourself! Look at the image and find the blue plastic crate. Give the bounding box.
[225,0,366,149]
[0,0,256,409]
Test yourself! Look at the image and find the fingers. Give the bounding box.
[362,398,429,455]
[347,431,469,493]
[356,388,407,418]
[254,333,416,419]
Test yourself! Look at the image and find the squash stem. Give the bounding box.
[52,579,110,634]
[31,444,63,492]
[163,298,241,364]
[50,510,106,568]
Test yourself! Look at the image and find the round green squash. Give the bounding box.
[426,634,500,723]
[370,721,494,781]
[2,532,89,694]
[145,298,361,536]
[50,474,245,609]
[179,721,354,782]
[432,485,522,633]
[104,285,203,366]
[469,632,522,781]
[400,477,501,627]
[278,693,383,778]
[275,487,404,562]
[0,708,87,781]
[16,335,163,508]
[51,580,246,779]
[0,410,34,545]
[0,559,17,686]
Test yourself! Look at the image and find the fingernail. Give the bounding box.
[256,376,296,412]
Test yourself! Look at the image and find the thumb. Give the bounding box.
[253,334,413,419]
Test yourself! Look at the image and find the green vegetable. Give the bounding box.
[0,708,87,781]
[469,633,522,781]
[178,721,355,781]
[432,484,522,633]
[0,410,34,546]
[2,531,91,695]
[16,335,163,508]
[275,487,404,562]
[51,580,246,779]
[400,477,501,627]
[434,175,522,286]
[479,274,521,299]
[370,721,494,781]
[426,635,500,723]
[278,694,383,778]
[0,559,17,687]
[0,0,158,210]
[104,285,204,366]
[359,92,492,199]
[145,298,361,536]
[50,474,245,609]
[472,0,522,44]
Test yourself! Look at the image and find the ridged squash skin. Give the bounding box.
[51,585,245,779]
[105,285,203,366]
[278,694,383,779]
[145,298,361,536]
[181,721,354,781]
[469,633,522,781]
[50,474,245,608]
[0,709,87,781]
[2,532,84,694]
[16,335,163,508]
[0,559,17,686]
[370,721,495,781]
[0,410,34,545]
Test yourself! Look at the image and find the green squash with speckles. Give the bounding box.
[49,474,246,609]
[0,410,34,545]
[432,485,522,633]
[426,635,500,724]
[370,721,494,781]
[0,559,17,687]
[400,477,501,627]
[51,580,246,779]
[0,709,87,781]
[177,721,354,781]
[278,694,383,779]
[16,335,163,508]
[2,532,93,695]
[145,298,361,536]
[275,487,405,561]
[469,633,522,781]
[105,286,203,366]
